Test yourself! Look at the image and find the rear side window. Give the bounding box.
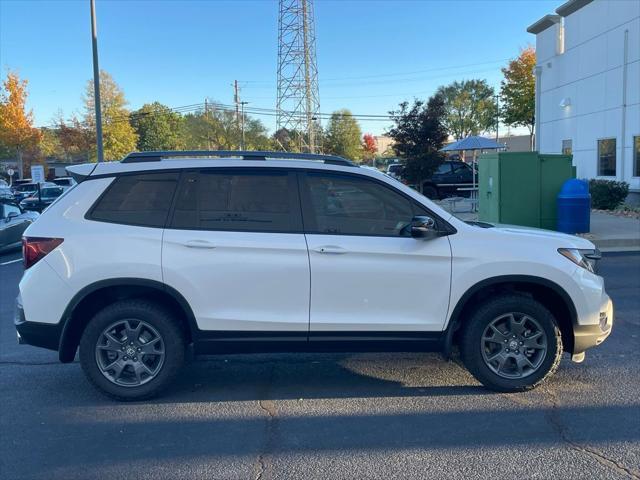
[89,172,179,227]
[169,170,302,233]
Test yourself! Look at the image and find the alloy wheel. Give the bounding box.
[480,312,548,379]
[95,319,165,387]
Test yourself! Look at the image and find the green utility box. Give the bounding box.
[478,152,574,230]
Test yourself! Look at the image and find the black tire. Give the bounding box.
[422,185,438,200]
[79,299,185,401]
[460,294,563,392]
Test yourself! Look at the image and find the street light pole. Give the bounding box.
[90,0,104,163]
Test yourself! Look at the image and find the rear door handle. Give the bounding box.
[313,245,348,254]
[183,240,217,249]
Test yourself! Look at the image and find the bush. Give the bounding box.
[589,179,629,210]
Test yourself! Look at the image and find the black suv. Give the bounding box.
[421,161,475,200]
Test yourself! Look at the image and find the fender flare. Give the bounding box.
[58,278,198,362]
[441,274,578,359]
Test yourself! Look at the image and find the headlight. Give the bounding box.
[558,248,601,273]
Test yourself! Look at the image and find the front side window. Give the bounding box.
[2,204,21,218]
[170,170,300,232]
[562,139,572,155]
[303,173,415,237]
[598,138,616,176]
[634,136,640,177]
[435,163,452,175]
[89,172,179,227]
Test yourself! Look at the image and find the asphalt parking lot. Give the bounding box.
[1,249,639,480]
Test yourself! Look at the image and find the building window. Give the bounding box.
[562,139,572,155]
[597,138,616,177]
[634,136,640,177]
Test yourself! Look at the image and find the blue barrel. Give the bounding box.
[557,179,590,233]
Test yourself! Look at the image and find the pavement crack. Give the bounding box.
[254,366,277,480]
[544,390,640,480]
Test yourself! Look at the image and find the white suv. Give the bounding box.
[15,151,613,400]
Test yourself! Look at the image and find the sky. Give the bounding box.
[0,0,557,136]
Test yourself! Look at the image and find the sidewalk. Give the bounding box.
[436,199,640,252]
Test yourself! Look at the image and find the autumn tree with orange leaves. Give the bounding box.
[501,47,536,150]
[0,72,42,178]
[362,133,377,162]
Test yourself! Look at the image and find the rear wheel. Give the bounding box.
[422,185,438,200]
[460,295,562,392]
[79,299,185,401]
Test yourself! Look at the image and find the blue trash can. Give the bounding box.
[557,179,590,233]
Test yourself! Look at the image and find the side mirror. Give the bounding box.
[410,215,440,239]
[6,212,19,223]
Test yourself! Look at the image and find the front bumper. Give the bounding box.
[571,293,613,361]
[14,296,61,351]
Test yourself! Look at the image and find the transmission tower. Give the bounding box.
[276,0,320,153]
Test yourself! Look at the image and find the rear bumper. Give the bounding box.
[572,293,613,359]
[14,295,61,351]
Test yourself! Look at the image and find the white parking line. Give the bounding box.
[0,258,22,266]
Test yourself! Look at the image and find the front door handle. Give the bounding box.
[313,245,348,254]
[183,240,217,249]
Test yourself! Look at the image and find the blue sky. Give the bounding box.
[0,0,556,135]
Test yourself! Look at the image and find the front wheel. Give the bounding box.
[460,295,563,392]
[79,299,185,401]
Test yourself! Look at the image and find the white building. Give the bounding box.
[528,0,640,201]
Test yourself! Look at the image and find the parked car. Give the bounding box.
[11,182,55,203]
[0,201,38,253]
[20,186,66,212]
[52,177,77,188]
[421,160,477,200]
[386,163,404,179]
[16,151,613,400]
[0,186,15,201]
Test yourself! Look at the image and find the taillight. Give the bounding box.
[22,237,63,269]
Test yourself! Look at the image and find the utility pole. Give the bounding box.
[90,0,104,162]
[204,97,211,150]
[240,101,249,150]
[495,94,500,143]
[234,80,240,124]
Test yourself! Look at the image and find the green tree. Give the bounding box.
[324,109,363,161]
[84,70,138,161]
[437,79,497,140]
[131,102,185,151]
[501,47,536,150]
[387,95,448,192]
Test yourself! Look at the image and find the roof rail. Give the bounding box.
[121,150,357,167]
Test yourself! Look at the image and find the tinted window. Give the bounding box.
[303,173,414,236]
[90,172,179,227]
[435,163,452,175]
[170,170,300,232]
[41,187,64,197]
[451,162,471,174]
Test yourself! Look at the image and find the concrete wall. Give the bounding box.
[533,0,640,193]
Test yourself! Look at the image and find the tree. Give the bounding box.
[131,102,185,151]
[501,47,536,150]
[437,79,497,140]
[387,95,448,191]
[362,133,377,162]
[324,109,363,161]
[0,71,42,178]
[84,70,137,160]
[55,114,94,161]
